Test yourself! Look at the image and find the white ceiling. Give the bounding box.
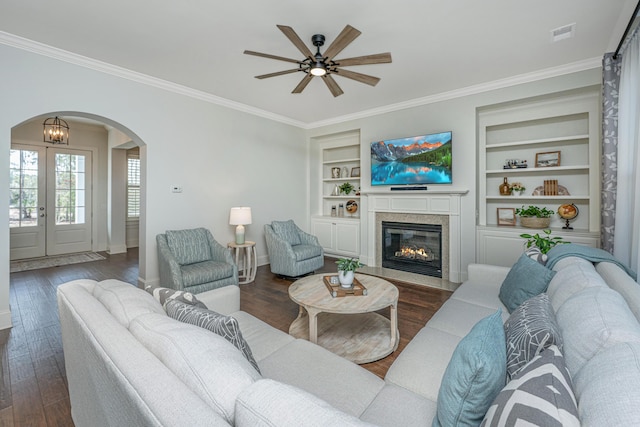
[0,0,635,127]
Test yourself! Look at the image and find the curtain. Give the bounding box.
[601,53,621,252]
[613,26,640,276]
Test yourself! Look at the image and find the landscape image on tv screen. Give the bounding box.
[370,131,452,186]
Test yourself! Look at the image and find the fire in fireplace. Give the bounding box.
[382,221,442,278]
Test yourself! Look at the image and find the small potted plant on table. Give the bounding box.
[335,257,363,288]
[515,205,555,228]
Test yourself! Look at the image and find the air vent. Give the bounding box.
[551,23,576,42]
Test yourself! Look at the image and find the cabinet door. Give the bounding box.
[335,222,360,256]
[312,220,334,252]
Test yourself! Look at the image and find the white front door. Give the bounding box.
[10,145,92,259]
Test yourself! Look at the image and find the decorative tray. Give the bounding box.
[323,275,368,298]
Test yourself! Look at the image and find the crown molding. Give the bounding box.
[305,57,602,129]
[1,31,601,131]
[0,31,306,128]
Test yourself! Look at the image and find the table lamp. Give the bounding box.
[229,207,252,244]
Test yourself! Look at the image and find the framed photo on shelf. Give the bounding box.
[497,208,516,226]
[351,167,361,177]
[535,151,561,168]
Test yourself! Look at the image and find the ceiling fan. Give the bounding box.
[244,25,392,97]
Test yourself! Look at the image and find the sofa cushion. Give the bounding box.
[235,379,376,427]
[259,339,384,418]
[144,285,206,309]
[556,286,640,376]
[504,293,563,378]
[165,300,259,373]
[180,260,234,287]
[292,244,323,261]
[499,254,556,313]
[271,220,302,246]
[433,310,506,427]
[546,257,606,311]
[130,313,261,424]
[360,383,437,427]
[165,228,211,265]
[573,342,640,426]
[596,261,640,323]
[482,345,579,427]
[92,279,164,327]
[231,311,295,362]
[426,298,507,338]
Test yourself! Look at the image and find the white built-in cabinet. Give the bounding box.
[476,88,601,267]
[310,130,361,257]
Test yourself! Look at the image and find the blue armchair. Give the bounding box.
[156,228,238,294]
[265,220,324,278]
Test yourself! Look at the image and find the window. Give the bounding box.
[127,155,140,219]
[9,148,39,228]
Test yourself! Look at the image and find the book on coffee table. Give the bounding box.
[323,275,367,298]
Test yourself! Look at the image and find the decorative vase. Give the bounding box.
[520,216,551,229]
[338,270,354,287]
[512,190,524,197]
[499,177,511,196]
[332,184,340,196]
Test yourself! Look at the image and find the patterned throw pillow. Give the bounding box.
[481,345,580,427]
[144,285,207,309]
[504,293,563,378]
[165,299,260,373]
[271,220,302,246]
[525,246,548,265]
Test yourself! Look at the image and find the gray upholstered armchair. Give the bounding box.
[264,220,324,278]
[156,228,238,294]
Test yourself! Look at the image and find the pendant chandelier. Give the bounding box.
[43,116,70,145]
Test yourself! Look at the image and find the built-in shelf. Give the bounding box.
[323,157,360,165]
[486,165,589,174]
[486,195,590,201]
[486,134,589,149]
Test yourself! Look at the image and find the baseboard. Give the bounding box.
[0,308,13,330]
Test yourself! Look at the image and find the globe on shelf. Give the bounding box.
[346,200,358,216]
[558,203,579,230]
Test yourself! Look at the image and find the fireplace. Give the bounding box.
[381,221,442,278]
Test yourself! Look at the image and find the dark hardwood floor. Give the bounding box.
[2,249,451,426]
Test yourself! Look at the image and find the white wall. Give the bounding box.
[307,68,602,281]
[0,44,306,329]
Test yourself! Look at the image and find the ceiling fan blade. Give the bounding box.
[292,74,313,93]
[323,25,361,61]
[244,50,302,64]
[277,25,314,58]
[322,74,344,97]
[255,69,301,79]
[333,68,380,86]
[333,52,392,67]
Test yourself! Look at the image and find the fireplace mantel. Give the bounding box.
[363,190,468,284]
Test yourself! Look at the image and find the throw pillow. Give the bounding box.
[481,345,579,427]
[433,310,507,427]
[499,253,556,313]
[165,228,211,265]
[271,220,302,246]
[144,285,207,309]
[165,299,260,373]
[525,246,548,265]
[504,293,563,378]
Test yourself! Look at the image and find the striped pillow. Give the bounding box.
[482,345,579,427]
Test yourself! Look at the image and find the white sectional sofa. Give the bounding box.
[57,253,640,426]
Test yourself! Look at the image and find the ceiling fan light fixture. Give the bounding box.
[310,61,327,76]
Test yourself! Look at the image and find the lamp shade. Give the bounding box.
[229,207,252,225]
[230,207,252,244]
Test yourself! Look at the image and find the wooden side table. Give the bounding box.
[227,241,257,284]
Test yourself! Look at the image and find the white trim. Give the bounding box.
[0,309,12,330]
[0,31,601,130]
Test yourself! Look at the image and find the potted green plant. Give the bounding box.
[515,205,555,228]
[339,182,354,195]
[335,257,363,287]
[520,229,568,254]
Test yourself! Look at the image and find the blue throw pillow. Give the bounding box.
[499,254,556,313]
[433,310,507,427]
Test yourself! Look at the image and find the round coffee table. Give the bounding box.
[288,273,399,364]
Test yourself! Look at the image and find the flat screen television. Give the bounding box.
[370,131,452,186]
